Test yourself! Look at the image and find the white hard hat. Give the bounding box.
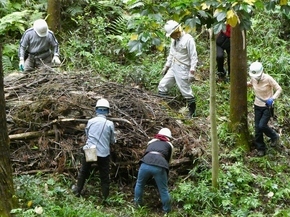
[95,98,110,108]
[249,61,263,78]
[33,19,48,37]
[158,128,172,138]
[164,20,181,37]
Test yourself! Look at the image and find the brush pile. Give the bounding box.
[4,68,209,183]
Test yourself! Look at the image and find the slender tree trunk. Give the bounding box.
[47,0,61,33]
[229,23,250,149]
[209,28,219,189]
[0,43,16,216]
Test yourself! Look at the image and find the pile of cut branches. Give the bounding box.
[4,68,209,183]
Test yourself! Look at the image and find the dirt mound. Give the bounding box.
[5,68,209,183]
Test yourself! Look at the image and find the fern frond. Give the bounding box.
[2,55,13,71]
[66,6,84,17]
[108,16,128,35]
[0,0,8,7]
[0,10,30,33]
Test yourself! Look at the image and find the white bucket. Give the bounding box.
[83,145,98,162]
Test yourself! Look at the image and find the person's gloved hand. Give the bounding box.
[19,58,24,71]
[266,98,274,107]
[161,66,169,75]
[52,55,61,65]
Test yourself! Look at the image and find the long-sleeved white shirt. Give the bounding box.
[165,31,198,71]
[248,73,282,107]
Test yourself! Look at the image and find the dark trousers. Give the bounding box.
[77,155,110,199]
[254,105,278,151]
[216,38,230,76]
[24,52,52,72]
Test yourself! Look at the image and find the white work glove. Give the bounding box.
[52,55,61,65]
[161,66,169,75]
[188,70,196,82]
[19,58,24,71]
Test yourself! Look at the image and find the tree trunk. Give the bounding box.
[229,23,250,150]
[0,43,16,216]
[47,0,61,33]
[209,28,219,189]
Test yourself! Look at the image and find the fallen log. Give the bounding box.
[41,117,133,127]
[9,130,55,140]
[4,75,48,91]
[171,157,191,166]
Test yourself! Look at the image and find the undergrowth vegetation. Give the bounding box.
[2,0,290,216]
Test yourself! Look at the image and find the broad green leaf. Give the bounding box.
[265,1,276,10]
[185,18,197,30]
[213,9,223,18]
[152,37,161,46]
[217,12,227,22]
[198,10,208,18]
[148,13,162,21]
[240,3,254,13]
[213,22,224,34]
[128,40,142,54]
[281,5,290,14]
[140,32,150,42]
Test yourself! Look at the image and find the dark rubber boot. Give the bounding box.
[158,91,172,98]
[72,159,91,197]
[187,98,196,118]
[100,184,110,205]
[72,173,86,197]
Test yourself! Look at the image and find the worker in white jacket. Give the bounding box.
[18,19,61,72]
[158,20,198,118]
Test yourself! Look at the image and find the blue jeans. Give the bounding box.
[254,105,278,151]
[134,163,171,213]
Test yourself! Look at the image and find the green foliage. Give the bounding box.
[247,8,290,87]
[265,0,290,14]
[172,159,290,216]
[124,0,269,56]
[2,43,19,72]
[12,174,115,217]
[0,10,31,35]
[12,174,165,217]
[0,0,7,5]
[127,14,165,56]
[2,55,13,72]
